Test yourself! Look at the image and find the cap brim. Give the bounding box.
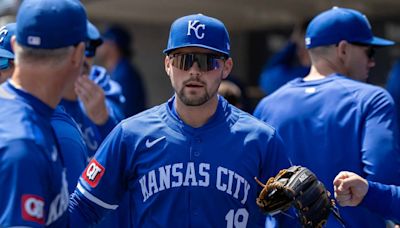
[368,36,395,47]
[0,49,14,59]
[163,44,230,56]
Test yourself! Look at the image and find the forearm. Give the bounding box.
[361,181,400,223]
[69,187,111,227]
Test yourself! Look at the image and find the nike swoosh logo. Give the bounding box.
[145,136,166,148]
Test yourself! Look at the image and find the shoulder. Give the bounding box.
[116,104,166,135]
[0,99,45,143]
[231,105,278,138]
[334,77,394,104]
[0,139,47,168]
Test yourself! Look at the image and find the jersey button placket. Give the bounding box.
[193,136,201,157]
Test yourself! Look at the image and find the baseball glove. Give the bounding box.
[255,166,344,228]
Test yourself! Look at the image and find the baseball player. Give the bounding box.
[0,0,87,227]
[253,7,400,227]
[60,21,125,158]
[333,171,400,223]
[0,22,15,83]
[69,13,291,227]
[97,25,147,117]
[0,22,89,196]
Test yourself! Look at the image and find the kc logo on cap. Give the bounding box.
[187,20,206,40]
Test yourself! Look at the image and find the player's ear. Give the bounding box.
[10,36,16,53]
[165,55,172,76]
[71,42,85,67]
[336,40,348,57]
[221,57,233,79]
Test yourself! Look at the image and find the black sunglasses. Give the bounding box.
[350,42,375,59]
[169,53,226,72]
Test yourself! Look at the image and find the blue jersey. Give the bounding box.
[51,106,89,193]
[0,81,69,227]
[69,96,290,227]
[361,181,400,223]
[60,67,124,157]
[254,74,400,227]
[386,59,400,125]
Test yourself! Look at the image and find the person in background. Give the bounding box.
[386,59,400,125]
[0,0,87,226]
[60,21,125,158]
[97,25,147,117]
[258,20,311,96]
[254,7,400,227]
[0,23,15,83]
[218,79,243,109]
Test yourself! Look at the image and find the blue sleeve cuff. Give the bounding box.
[360,181,396,221]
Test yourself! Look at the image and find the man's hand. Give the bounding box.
[75,76,109,125]
[333,171,369,207]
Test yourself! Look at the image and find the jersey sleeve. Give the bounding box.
[258,129,298,227]
[360,181,400,223]
[57,136,88,193]
[361,90,400,185]
[69,124,130,226]
[260,129,292,180]
[0,140,49,227]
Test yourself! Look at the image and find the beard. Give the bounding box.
[175,77,213,106]
[177,87,211,106]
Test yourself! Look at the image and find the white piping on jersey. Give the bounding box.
[77,182,119,210]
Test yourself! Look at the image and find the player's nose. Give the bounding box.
[368,58,376,68]
[188,62,202,76]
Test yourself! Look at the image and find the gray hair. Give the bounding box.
[14,42,75,67]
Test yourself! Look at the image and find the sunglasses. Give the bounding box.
[350,43,375,59]
[169,53,226,72]
[0,58,10,70]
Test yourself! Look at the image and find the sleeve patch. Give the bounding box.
[82,159,105,188]
[21,194,45,224]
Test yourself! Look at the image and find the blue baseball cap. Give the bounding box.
[0,23,16,59]
[16,0,87,49]
[305,7,395,49]
[163,14,230,57]
[86,21,103,57]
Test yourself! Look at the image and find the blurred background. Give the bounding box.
[2,0,400,111]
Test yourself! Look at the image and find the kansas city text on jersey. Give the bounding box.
[138,162,251,204]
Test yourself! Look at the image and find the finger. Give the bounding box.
[75,85,90,103]
[340,175,363,190]
[76,76,96,92]
[333,171,352,184]
[335,193,351,203]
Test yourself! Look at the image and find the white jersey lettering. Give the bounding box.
[183,162,198,186]
[171,163,183,187]
[138,163,250,204]
[198,163,210,187]
[158,165,171,191]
